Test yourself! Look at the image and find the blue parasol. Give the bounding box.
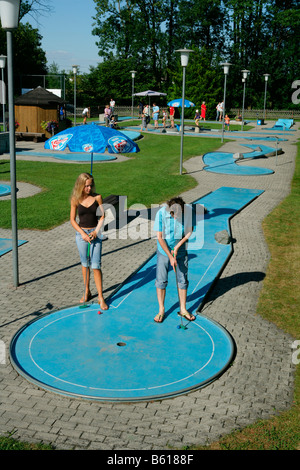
[44,122,140,173]
[167,98,195,108]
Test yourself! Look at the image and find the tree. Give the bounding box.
[0,1,51,95]
[0,22,47,95]
[92,0,181,89]
[222,0,300,109]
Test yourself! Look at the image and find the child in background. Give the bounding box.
[194,109,200,127]
[162,109,167,128]
[109,116,116,128]
[224,114,230,131]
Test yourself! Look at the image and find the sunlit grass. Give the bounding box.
[0,133,222,230]
[193,142,300,451]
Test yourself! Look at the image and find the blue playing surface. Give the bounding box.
[0,238,27,257]
[0,183,11,197]
[203,145,276,175]
[10,187,263,402]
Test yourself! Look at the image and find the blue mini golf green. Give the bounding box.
[0,238,27,257]
[203,144,276,175]
[0,183,11,197]
[10,187,263,402]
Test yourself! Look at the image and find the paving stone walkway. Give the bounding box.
[0,124,298,450]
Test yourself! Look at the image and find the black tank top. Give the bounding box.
[78,199,99,228]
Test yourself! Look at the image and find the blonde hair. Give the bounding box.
[71,173,95,204]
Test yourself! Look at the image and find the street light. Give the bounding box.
[220,62,232,143]
[72,65,78,126]
[130,70,137,118]
[0,0,21,287]
[0,54,6,131]
[176,48,194,175]
[263,74,270,121]
[241,69,250,132]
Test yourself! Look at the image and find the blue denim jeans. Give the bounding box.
[75,229,102,269]
[155,250,188,290]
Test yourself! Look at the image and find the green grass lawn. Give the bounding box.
[0,133,222,230]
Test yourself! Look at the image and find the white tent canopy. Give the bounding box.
[133,90,167,108]
[133,89,167,97]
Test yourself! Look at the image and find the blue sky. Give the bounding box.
[24,0,100,73]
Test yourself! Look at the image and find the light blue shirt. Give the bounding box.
[154,205,192,256]
[153,106,159,118]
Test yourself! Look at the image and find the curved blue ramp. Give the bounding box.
[9,187,263,402]
[119,130,141,141]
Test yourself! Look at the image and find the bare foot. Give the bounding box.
[80,291,91,303]
[98,297,109,310]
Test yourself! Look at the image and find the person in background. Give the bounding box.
[219,101,224,121]
[224,114,230,131]
[110,115,117,128]
[162,109,167,128]
[216,102,221,121]
[82,106,89,124]
[200,101,206,121]
[104,105,111,127]
[140,105,148,131]
[110,98,115,114]
[152,102,160,129]
[138,101,143,118]
[169,105,175,128]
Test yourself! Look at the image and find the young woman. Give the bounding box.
[70,173,108,310]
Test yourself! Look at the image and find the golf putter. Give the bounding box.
[79,242,90,309]
[173,253,187,330]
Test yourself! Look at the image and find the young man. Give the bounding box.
[153,197,195,323]
[152,102,160,129]
[82,107,89,124]
[110,98,115,114]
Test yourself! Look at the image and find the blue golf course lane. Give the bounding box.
[203,144,276,175]
[0,183,11,196]
[9,187,263,402]
[0,238,27,257]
